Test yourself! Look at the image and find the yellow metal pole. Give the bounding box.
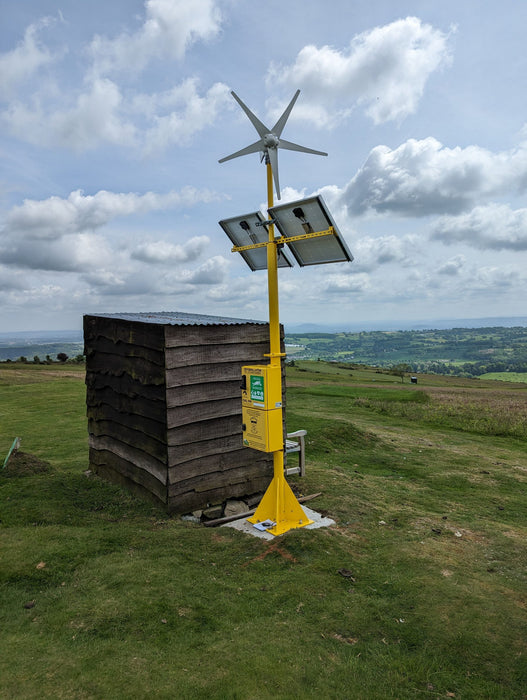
[247,160,313,536]
[265,161,281,363]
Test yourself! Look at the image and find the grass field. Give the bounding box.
[480,372,527,383]
[1,362,526,699]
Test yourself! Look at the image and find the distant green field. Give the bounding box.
[284,325,527,378]
[480,372,527,383]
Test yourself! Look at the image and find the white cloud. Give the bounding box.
[431,204,527,251]
[0,18,56,97]
[51,78,136,150]
[206,275,263,305]
[344,137,527,217]
[82,268,163,296]
[80,254,231,298]
[437,255,466,276]
[179,255,229,285]
[138,79,231,153]
[2,76,230,153]
[0,187,220,274]
[2,77,135,150]
[132,235,210,263]
[82,269,127,289]
[4,283,65,309]
[89,0,222,75]
[267,17,452,127]
[469,265,523,291]
[0,233,111,271]
[321,271,371,294]
[351,234,420,271]
[0,6,228,154]
[3,187,219,240]
[0,266,28,291]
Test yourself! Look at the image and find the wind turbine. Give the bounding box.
[218,90,348,536]
[218,90,327,199]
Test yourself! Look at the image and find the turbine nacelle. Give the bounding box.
[219,90,327,199]
[264,133,280,149]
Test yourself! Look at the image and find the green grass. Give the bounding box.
[481,371,527,383]
[1,363,526,699]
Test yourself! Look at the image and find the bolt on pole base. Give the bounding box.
[247,451,314,536]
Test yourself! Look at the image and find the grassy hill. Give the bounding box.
[1,362,526,698]
[285,326,527,378]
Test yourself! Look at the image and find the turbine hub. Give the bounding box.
[264,133,279,148]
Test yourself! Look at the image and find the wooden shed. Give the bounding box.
[84,312,284,514]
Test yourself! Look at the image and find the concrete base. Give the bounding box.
[221,505,335,540]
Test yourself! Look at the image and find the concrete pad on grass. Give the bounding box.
[221,506,335,540]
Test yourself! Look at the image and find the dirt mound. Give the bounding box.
[2,451,52,478]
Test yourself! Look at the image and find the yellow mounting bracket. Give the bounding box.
[231,227,335,253]
[247,469,313,536]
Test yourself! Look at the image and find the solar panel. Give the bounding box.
[269,195,353,266]
[218,212,295,271]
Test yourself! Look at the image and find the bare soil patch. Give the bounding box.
[2,451,52,477]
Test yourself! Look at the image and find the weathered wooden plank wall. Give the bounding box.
[84,313,283,513]
[85,314,169,507]
[163,320,279,511]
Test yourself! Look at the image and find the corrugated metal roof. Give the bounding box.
[85,311,267,326]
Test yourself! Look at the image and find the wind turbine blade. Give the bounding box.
[278,138,328,157]
[272,90,301,137]
[267,147,281,200]
[218,140,263,163]
[231,91,269,138]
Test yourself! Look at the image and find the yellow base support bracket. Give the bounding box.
[247,452,314,536]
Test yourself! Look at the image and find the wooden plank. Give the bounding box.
[84,316,165,352]
[89,434,167,484]
[191,462,272,494]
[164,323,271,348]
[88,418,167,462]
[165,342,271,369]
[168,409,285,441]
[168,433,242,466]
[167,475,273,514]
[87,403,167,443]
[86,351,165,386]
[167,398,240,429]
[86,371,163,403]
[168,447,271,485]
[166,380,240,408]
[85,315,277,349]
[168,460,272,497]
[165,346,285,386]
[166,361,257,388]
[87,385,167,424]
[85,336,165,366]
[167,415,241,446]
[90,449,167,506]
[169,367,286,406]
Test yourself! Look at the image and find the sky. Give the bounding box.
[1,0,527,332]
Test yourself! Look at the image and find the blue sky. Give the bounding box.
[1,0,527,331]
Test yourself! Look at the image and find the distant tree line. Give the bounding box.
[2,353,85,364]
[414,360,527,377]
[285,326,527,377]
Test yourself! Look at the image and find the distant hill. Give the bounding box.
[284,325,527,377]
[285,316,527,334]
[0,330,84,362]
[2,318,527,368]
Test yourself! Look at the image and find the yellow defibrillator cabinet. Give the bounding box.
[241,365,283,453]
